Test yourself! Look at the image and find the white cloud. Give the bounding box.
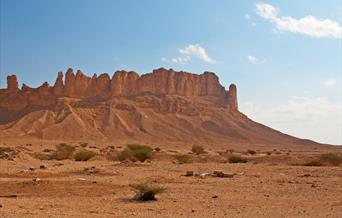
[324,79,337,87]
[172,44,216,64]
[161,57,167,62]
[247,55,265,64]
[247,55,258,64]
[245,14,250,20]
[256,3,342,38]
[251,22,257,26]
[240,96,342,145]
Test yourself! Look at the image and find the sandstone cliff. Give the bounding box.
[0,68,238,111]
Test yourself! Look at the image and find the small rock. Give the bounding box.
[191,209,195,213]
[185,171,194,176]
[40,165,46,169]
[29,167,35,171]
[213,171,235,178]
[84,166,98,174]
[212,195,218,199]
[199,173,210,178]
[0,204,3,208]
[92,181,97,184]
[77,178,86,181]
[33,178,41,182]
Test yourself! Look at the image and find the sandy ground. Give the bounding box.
[1,149,342,218]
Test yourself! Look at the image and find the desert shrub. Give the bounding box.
[79,142,88,148]
[320,153,342,166]
[304,153,342,167]
[34,152,52,160]
[74,150,96,161]
[130,183,165,201]
[247,149,256,155]
[51,143,75,160]
[191,145,205,155]
[174,154,191,164]
[117,144,153,162]
[228,154,247,163]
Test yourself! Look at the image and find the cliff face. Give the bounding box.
[0,68,238,111]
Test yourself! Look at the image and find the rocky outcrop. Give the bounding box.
[0,68,239,112]
[7,75,19,94]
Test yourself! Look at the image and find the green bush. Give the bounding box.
[117,144,153,162]
[247,149,256,155]
[74,150,96,161]
[228,154,247,163]
[51,143,75,160]
[191,145,205,155]
[130,183,165,201]
[174,154,191,164]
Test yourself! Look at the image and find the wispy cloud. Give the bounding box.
[161,57,167,62]
[324,79,337,87]
[171,44,216,64]
[256,3,342,38]
[247,55,264,64]
[241,96,342,145]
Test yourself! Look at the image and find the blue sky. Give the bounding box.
[0,0,341,144]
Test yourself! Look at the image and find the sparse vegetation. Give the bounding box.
[305,153,342,166]
[247,149,256,155]
[51,143,75,160]
[174,154,191,164]
[228,154,247,163]
[130,183,165,201]
[304,153,342,166]
[74,150,96,161]
[320,153,342,166]
[34,152,52,160]
[191,145,205,155]
[116,144,153,162]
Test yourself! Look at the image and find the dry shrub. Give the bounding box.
[228,154,247,163]
[51,143,75,160]
[117,144,153,162]
[174,154,191,164]
[191,145,205,155]
[130,183,165,201]
[305,153,342,166]
[74,150,96,161]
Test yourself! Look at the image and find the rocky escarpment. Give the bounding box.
[0,68,238,112]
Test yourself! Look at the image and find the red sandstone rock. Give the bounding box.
[0,68,238,112]
[53,72,64,96]
[227,84,238,111]
[6,75,19,94]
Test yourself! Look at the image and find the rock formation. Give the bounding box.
[0,68,238,112]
